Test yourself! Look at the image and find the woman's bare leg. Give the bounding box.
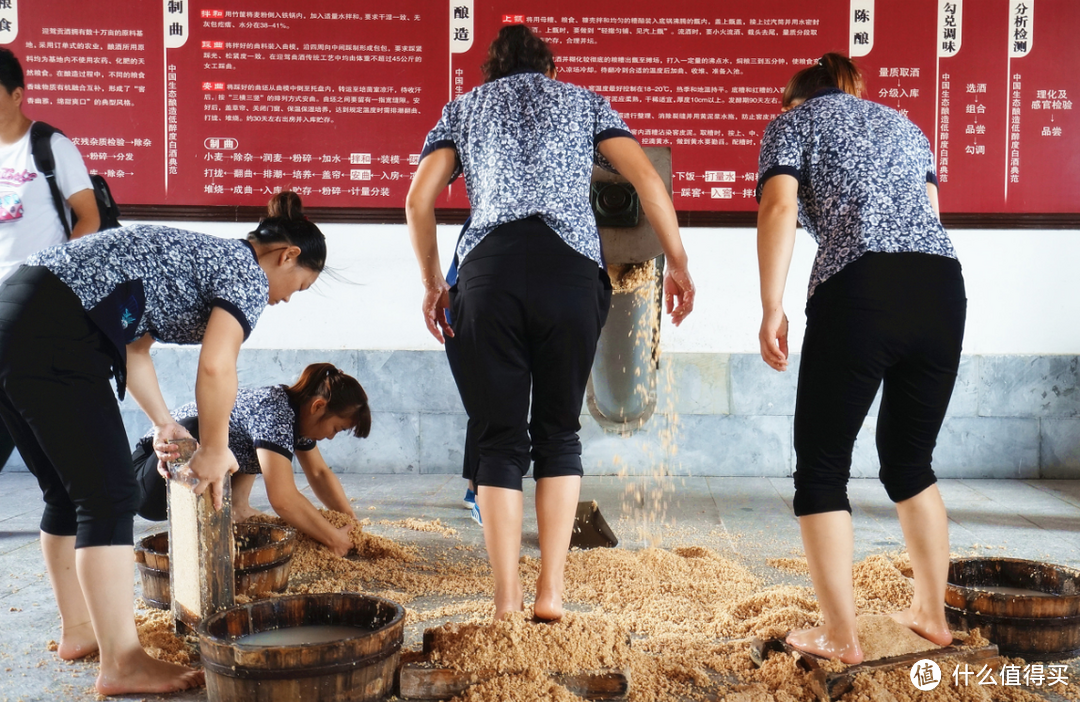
[786,511,864,664]
[76,545,203,695]
[476,485,524,619]
[230,472,263,522]
[40,533,97,660]
[533,475,580,621]
[890,484,953,645]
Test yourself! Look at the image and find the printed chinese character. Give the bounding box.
[913,662,939,688]
[453,6,469,20]
[1000,664,1021,686]
[1047,665,1068,686]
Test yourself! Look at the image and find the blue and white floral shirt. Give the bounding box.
[141,385,315,474]
[757,88,957,298]
[28,225,268,396]
[421,71,634,267]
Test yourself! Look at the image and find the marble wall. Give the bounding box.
[6,350,1078,478]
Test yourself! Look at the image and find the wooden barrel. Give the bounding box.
[198,593,405,702]
[135,523,297,609]
[233,522,297,598]
[945,557,1080,660]
[134,532,172,609]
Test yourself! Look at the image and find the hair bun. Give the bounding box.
[267,190,304,221]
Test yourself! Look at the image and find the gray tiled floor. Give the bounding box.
[1,472,1078,701]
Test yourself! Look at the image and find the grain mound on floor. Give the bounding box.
[197,515,1003,701]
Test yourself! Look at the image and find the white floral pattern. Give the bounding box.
[421,71,633,267]
[757,89,957,298]
[28,224,268,343]
[145,385,315,474]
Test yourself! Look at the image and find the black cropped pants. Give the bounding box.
[0,266,138,547]
[792,252,967,516]
[449,218,611,491]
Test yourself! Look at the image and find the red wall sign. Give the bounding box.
[10,0,1079,215]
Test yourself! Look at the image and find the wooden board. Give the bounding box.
[398,664,629,700]
[750,637,1001,701]
[167,478,234,634]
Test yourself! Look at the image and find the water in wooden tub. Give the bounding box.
[234,625,365,647]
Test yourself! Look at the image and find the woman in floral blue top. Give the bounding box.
[407,24,694,622]
[133,363,371,558]
[756,54,965,664]
[0,191,325,694]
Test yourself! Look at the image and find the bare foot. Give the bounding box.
[533,589,564,622]
[57,620,98,661]
[95,649,204,696]
[232,506,266,523]
[786,626,864,665]
[889,608,953,647]
[493,592,525,621]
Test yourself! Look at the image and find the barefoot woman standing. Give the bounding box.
[407,25,694,621]
[756,54,966,664]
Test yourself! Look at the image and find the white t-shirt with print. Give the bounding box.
[0,124,93,286]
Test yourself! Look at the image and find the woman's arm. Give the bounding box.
[596,137,695,325]
[756,174,800,372]
[185,307,244,509]
[258,449,354,557]
[67,189,100,239]
[405,147,458,343]
[926,182,941,218]
[297,446,357,519]
[125,333,193,458]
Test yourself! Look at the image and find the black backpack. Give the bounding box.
[29,121,122,236]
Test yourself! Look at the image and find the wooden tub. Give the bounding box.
[135,522,297,609]
[198,593,405,702]
[945,557,1080,660]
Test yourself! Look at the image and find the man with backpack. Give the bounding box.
[0,48,99,471]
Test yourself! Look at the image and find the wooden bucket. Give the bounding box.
[134,532,172,609]
[198,593,405,702]
[233,522,297,598]
[945,557,1080,660]
[135,523,297,609]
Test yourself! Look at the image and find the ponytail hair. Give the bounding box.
[481,24,555,83]
[248,191,327,272]
[284,363,371,439]
[781,52,864,110]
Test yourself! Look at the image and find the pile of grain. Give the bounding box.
[251,510,491,604]
[135,508,1023,701]
[853,555,914,613]
[378,518,458,537]
[427,612,630,674]
[856,614,938,660]
[417,547,1009,701]
[767,557,810,575]
[134,609,195,666]
[608,260,656,293]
